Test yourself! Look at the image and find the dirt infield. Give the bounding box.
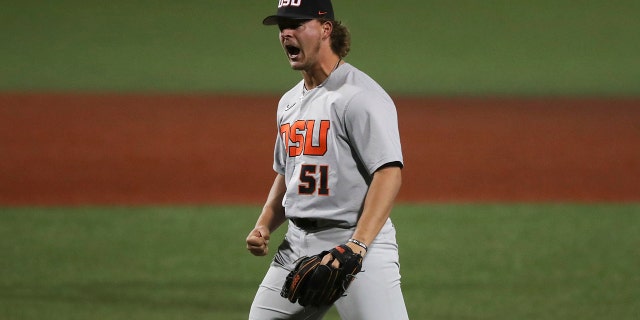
[1,93,638,205]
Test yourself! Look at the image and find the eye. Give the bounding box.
[278,19,310,31]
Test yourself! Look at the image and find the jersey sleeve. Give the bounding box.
[273,131,286,175]
[273,105,287,175]
[344,91,404,175]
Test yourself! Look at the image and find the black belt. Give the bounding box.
[290,218,354,232]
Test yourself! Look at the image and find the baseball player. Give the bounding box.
[246,0,409,319]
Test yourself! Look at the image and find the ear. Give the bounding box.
[321,21,333,40]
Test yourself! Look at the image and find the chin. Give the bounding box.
[288,61,305,71]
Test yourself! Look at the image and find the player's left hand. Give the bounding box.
[321,241,367,267]
[281,244,364,306]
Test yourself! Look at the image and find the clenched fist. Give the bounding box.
[246,225,271,256]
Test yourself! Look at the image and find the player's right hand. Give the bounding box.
[246,225,270,256]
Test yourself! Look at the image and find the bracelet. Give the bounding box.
[347,238,368,252]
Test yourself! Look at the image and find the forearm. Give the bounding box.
[246,174,288,256]
[255,173,288,233]
[350,166,402,247]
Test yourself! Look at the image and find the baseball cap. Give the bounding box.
[262,0,334,25]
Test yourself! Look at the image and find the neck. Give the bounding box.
[302,56,343,90]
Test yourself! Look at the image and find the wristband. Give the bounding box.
[347,238,368,252]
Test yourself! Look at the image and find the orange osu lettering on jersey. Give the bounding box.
[280,120,330,157]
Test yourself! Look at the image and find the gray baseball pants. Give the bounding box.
[249,219,409,320]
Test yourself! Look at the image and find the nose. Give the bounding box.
[280,27,294,37]
[280,29,293,42]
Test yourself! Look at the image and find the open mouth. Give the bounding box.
[285,45,301,57]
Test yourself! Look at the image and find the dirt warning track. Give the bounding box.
[1,93,638,205]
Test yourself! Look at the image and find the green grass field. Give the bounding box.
[1,4,639,319]
[1,204,639,319]
[2,0,639,95]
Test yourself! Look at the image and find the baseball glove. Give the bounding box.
[280,244,363,306]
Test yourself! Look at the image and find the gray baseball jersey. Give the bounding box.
[251,62,408,320]
[273,63,403,225]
